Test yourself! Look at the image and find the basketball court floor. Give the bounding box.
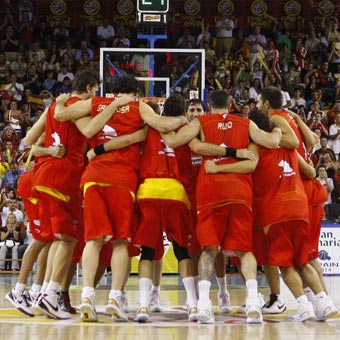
[0,273,340,340]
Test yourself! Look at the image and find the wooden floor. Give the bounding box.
[0,273,340,340]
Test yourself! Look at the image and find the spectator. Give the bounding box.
[4,100,25,137]
[2,160,24,191]
[176,28,195,48]
[4,74,24,102]
[0,52,11,84]
[57,64,74,82]
[9,52,27,82]
[290,87,306,110]
[215,12,234,58]
[314,136,337,163]
[52,21,69,45]
[96,18,115,44]
[54,76,72,96]
[1,25,19,61]
[42,70,56,92]
[247,25,266,72]
[1,196,24,226]
[329,112,340,159]
[22,63,42,94]
[27,41,46,65]
[33,20,51,49]
[316,165,334,219]
[74,40,94,61]
[307,112,328,136]
[0,212,21,271]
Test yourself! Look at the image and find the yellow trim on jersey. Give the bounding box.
[28,197,38,205]
[34,186,70,202]
[137,178,191,209]
[263,224,271,235]
[83,182,135,201]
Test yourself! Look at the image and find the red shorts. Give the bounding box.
[188,207,201,255]
[83,185,135,242]
[35,191,82,241]
[23,198,50,243]
[196,203,253,253]
[133,198,191,259]
[252,223,268,265]
[265,220,309,267]
[308,204,324,259]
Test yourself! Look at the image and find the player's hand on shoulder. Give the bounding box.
[56,93,70,105]
[87,148,96,162]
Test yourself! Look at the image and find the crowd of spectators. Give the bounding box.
[0,3,339,269]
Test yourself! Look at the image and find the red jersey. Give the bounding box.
[81,96,142,192]
[253,146,309,227]
[139,127,193,192]
[271,109,327,205]
[196,113,252,209]
[33,97,86,195]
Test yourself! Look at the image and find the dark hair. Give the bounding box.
[146,101,160,115]
[187,98,206,111]
[112,75,140,94]
[249,110,270,132]
[260,86,283,109]
[209,90,230,109]
[163,94,185,117]
[72,69,99,93]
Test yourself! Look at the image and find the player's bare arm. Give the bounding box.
[249,120,282,149]
[87,125,149,161]
[270,114,299,149]
[204,143,259,174]
[297,152,316,179]
[289,110,319,152]
[162,118,201,148]
[188,138,256,160]
[25,109,48,145]
[140,101,188,133]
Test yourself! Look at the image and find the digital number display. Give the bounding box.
[137,0,169,13]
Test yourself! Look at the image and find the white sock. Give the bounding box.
[14,282,26,295]
[82,286,95,298]
[31,284,42,294]
[303,287,315,302]
[198,280,211,301]
[246,279,258,299]
[315,291,327,299]
[151,285,160,293]
[139,278,152,306]
[46,281,60,295]
[216,275,227,295]
[182,276,197,306]
[297,295,309,304]
[109,289,121,300]
[40,281,49,294]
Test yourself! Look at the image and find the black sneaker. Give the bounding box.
[58,291,77,314]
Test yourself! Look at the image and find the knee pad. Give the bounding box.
[173,241,190,262]
[140,246,155,261]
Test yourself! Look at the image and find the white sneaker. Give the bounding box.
[188,305,198,321]
[135,305,150,322]
[148,289,161,312]
[288,301,315,322]
[80,296,98,322]
[218,292,232,313]
[197,299,215,324]
[36,292,71,319]
[237,304,246,313]
[246,294,263,324]
[314,296,338,321]
[120,291,129,313]
[262,294,287,314]
[106,296,128,322]
[5,289,34,317]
